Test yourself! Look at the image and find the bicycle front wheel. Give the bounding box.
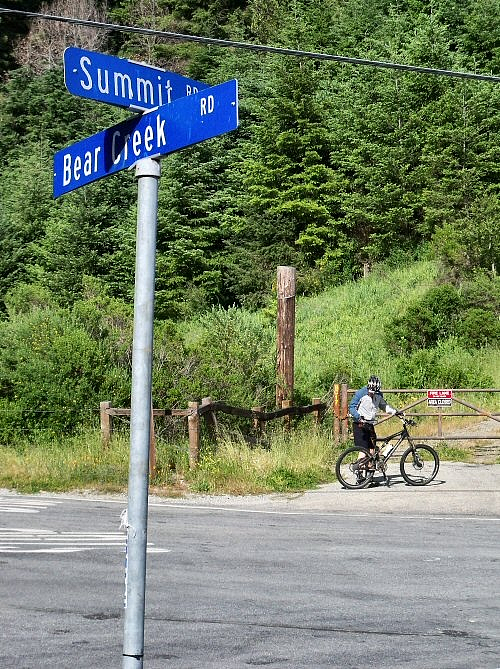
[335,447,375,489]
[400,444,439,485]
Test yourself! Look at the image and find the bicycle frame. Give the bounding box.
[376,424,414,462]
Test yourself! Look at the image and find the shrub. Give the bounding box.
[0,307,111,438]
[385,284,463,354]
[395,338,493,388]
[457,308,500,348]
[187,306,275,407]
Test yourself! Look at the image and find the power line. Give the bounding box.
[1,6,500,84]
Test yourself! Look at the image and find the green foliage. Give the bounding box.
[4,282,55,316]
[394,337,494,388]
[187,306,275,407]
[0,279,135,440]
[456,308,500,348]
[0,306,110,437]
[0,0,499,451]
[2,0,500,311]
[152,319,195,407]
[431,193,500,278]
[264,466,320,492]
[385,272,500,355]
[386,284,464,354]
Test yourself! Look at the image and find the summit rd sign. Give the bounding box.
[53,79,238,197]
[64,47,208,111]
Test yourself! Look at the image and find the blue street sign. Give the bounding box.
[64,47,209,111]
[54,79,238,198]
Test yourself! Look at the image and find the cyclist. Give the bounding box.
[349,376,400,482]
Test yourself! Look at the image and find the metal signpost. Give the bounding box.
[64,46,208,110]
[123,156,160,669]
[55,53,238,668]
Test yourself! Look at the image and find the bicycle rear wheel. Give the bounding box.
[400,444,439,485]
[335,447,375,489]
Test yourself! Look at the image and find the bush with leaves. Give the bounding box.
[385,284,464,355]
[456,308,500,348]
[187,306,275,408]
[0,306,111,439]
[395,338,493,389]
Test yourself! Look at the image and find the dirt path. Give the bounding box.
[449,418,500,463]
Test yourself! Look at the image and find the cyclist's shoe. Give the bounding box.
[352,462,366,484]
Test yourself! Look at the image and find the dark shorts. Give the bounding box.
[353,422,376,451]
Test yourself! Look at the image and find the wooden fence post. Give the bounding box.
[100,401,112,448]
[333,384,340,443]
[282,399,292,430]
[252,406,263,436]
[188,401,200,469]
[201,396,218,441]
[341,383,349,442]
[312,398,322,426]
[437,409,443,438]
[276,266,296,407]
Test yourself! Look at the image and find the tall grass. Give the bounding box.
[0,426,340,495]
[184,426,338,495]
[0,431,130,493]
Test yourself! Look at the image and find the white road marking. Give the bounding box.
[0,528,170,554]
[0,496,59,514]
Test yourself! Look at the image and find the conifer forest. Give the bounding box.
[0,0,498,438]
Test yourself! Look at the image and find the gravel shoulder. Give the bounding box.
[151,461,500,517]
[5,461,497,518]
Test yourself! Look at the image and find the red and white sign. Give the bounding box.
[427,389,453,407]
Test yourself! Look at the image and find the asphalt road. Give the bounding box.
[0,462,499,668]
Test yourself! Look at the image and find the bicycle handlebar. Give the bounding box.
[397,414,416,426]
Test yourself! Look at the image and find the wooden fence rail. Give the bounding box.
[100,396,328,470]
[100,386,499,471]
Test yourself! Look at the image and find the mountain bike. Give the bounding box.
[335,415,440,489]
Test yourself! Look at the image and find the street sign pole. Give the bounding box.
[55,49,238,666]
[122,157,161,669]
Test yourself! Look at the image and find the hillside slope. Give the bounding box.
[294,261,499,399]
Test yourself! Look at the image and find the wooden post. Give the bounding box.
[282,399,292,431]
[201,396,217,441]
[252,406,263,436]
[149,400,156,478]
[188,401,200,470]
[312,397,322,426]
[437,410,443,438]
[333,384,340,443]
[100,401,112,448]
[276,266,296,408]
[341,383,349,442]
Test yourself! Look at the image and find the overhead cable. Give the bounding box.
[1,7,500,83]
